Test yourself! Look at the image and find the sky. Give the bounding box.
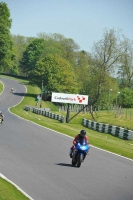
[3,0,133,52]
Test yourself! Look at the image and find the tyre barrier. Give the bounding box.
[24,105,32,111]
[82,118,133,140]
[24,106,65,123]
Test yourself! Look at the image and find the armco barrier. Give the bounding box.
[82,118,133,140]
[24,106,64,123]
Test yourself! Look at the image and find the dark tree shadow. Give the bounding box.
[19,82,26,85]
[13,92,26,97]
[13,92,39,98]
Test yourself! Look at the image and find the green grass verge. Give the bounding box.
[0,177,29,200]
[0,79,3,94]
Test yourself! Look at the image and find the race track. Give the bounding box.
[0,77,133,200]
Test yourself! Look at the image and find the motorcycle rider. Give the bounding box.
[69,129,90,158]
[11,88,14,92]
[0,111,4,121]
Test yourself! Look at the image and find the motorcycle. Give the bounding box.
[0,118,2,125]
[11,88,14,93]
[71,141,90,168]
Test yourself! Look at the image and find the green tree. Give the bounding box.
[38,33,80,67]
[0,2,14,72]
[118,88,133,108]
[37,33,64,57]
[86,28,125,105]
[12,35,35,75]
[74,50,92,93]
[21,38,45,78]
[118,38,133,89]
[33,54,78,93]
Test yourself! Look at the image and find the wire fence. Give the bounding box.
[59,104,133,120]
[59,104,92,113]
[107,105,133,120]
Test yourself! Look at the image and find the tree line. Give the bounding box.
[1,2,133,108]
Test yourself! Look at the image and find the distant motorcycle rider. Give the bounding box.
[11,88,14,92]
[69,130,90,158]
[0,111,4,121]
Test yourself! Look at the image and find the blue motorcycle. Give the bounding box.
[71,141,90,168]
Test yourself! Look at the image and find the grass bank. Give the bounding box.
[0,177,30,200]
[0,80,3,94]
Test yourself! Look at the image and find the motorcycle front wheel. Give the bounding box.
[77,154,83,168]
[72,158,77,166]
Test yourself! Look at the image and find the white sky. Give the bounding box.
[3,0,133,52]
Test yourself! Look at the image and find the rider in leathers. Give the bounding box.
[69,130,90,158]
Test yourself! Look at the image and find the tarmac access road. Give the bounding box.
[0,77,133,200]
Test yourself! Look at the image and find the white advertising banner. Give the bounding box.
[51,92,88,105]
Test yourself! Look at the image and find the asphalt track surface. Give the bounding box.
[0,77,133,200]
